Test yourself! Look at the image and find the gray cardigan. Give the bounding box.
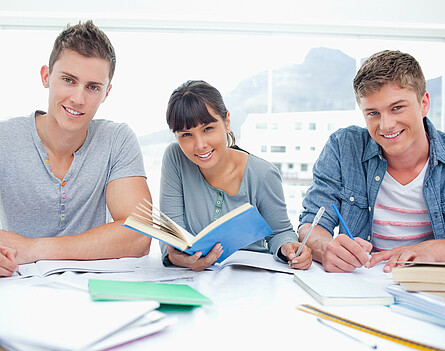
[159,142,298,265]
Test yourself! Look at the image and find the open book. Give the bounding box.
[124,200,273,263]
[208,250,295,274]
[17,258,135,277]
[0,285,162,350]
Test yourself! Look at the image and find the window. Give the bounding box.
[1,1,444,226]
[310,146,316,151]
[270,146,286,153]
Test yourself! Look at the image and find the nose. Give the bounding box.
[194,133,208,151]
[70,86,85,105]
[379,112,395,132]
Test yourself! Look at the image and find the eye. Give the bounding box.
[180,132,192,138]
[368,111,379,117]
[393,105,403,111]
[204,126,213,132]
[88,85,100,92]
[63,77,74,84]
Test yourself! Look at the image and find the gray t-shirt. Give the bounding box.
[0,111,146,238]
[159,142,298,263]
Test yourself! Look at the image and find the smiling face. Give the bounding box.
[41,49,112,135]
[175,107,231,170]
[359,83,430,161]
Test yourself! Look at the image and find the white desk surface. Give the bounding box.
[1,245,444,351]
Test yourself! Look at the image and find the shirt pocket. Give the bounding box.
[337,187,369,236]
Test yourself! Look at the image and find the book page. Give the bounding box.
[210,250,295,274]
[0,285,159,350]
[124,216,194,249]
[18,258,135,277]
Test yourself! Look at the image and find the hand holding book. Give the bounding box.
[124,200,273,266]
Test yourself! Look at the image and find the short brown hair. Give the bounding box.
[353,50,426,103]
[49,20,116,81]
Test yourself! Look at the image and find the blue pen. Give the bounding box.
[331,204,355,240]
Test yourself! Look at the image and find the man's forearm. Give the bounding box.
[25,220,151,263]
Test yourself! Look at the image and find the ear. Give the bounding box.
[102,84,112,103]
[225,112,231,132]
[421,91,430,117]
[40,65,50,88]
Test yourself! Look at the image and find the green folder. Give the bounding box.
[88,279,212,306]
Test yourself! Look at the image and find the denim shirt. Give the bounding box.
[299,117,445,241]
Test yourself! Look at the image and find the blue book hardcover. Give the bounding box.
[124,202,273,263]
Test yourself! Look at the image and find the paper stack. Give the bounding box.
[387,263,445,327]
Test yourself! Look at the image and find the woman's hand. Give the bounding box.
[167,243,223,271]
[280,242,312,270]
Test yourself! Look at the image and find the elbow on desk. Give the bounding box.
[129,234,151,257]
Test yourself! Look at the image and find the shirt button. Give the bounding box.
[217,201,221,205]
[62,194,66,199]
[216,209,220,213]
[349,196,354,202]
[61,216,65,221]
[62,181,66,186]
[368,206,371,212]
[45,159,49,163]
[61,205,66,211]
[375,176,381,182]
[367,235,371,240]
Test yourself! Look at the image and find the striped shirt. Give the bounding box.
[372,160,433,251]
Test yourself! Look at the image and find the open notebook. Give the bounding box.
[0,285,162,350]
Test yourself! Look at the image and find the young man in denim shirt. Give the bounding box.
[299,50,445,273]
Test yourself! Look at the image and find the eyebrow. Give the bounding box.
[176,122,216,133]
[363,99,408,112]
[61,71,106,86]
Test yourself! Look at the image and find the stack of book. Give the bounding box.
[387,263,445,327]
[392,262,445,300]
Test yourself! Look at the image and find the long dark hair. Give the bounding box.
[166,80,236,146]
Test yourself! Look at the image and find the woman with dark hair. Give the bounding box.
[160,80,312,271]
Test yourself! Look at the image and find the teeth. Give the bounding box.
[66,107,82,115]
[383,131,401,139]
[197,151,212,158]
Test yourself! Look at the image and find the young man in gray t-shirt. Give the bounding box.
[0,21,152,277]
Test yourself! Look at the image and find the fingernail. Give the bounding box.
[384,266,391,273]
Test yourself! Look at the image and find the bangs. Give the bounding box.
[167,92,218,132]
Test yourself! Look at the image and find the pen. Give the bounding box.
[316,318,378,349]
[332,204,372,266]
[331,204,354,240]
[296,206,325,257]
